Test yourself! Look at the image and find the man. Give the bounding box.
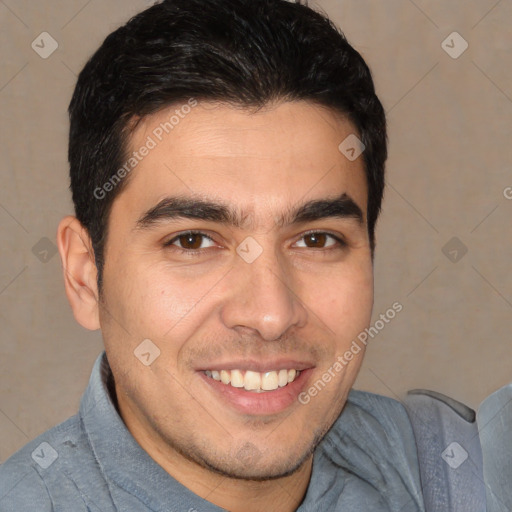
[0,0,500,510]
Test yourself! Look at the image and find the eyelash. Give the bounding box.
[163,230,347,255]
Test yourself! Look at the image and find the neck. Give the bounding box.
[200,460,313,512]
[119,400,313,512]
[148,431,312,512]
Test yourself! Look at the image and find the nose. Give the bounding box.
[220,246,308,341]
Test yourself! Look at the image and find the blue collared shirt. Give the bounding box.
[0,352,425,511]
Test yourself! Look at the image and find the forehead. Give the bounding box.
[113,100,368,223]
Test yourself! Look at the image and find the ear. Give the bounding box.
[56,216,100,331]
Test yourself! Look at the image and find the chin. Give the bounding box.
[193,432,323,482]
[205,453,311,482]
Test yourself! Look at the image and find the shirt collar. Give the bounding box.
[80,351,225,511]
[80,351,423,512]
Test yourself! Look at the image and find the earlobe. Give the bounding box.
[56,216,101,331]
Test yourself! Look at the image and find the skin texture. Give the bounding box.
[57,100,374,512]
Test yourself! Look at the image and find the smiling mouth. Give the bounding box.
[203,369,301,393]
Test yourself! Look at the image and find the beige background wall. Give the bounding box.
[0,0,511,462]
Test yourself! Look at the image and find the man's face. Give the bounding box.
[98,100,373,480]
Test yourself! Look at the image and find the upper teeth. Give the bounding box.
[204,369,300,392]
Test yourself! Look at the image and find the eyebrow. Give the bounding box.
[134,192,364,231]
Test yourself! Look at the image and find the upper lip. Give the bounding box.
[196,359,315,373]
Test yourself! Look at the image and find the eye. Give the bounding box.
[164,231,216,251]
[293,232,345,249]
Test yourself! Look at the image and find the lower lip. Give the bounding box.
[199,369,313,415]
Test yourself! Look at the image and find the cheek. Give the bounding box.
[121,263,225,340]
[305,264,374,337]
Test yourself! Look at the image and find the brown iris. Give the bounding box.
[303,233,328,248]
[177,233,204,249]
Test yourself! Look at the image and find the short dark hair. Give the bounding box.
[68,0,387,290]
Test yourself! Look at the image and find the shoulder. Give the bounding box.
[323,389,418,460]
[347,388,408,415]
[0,463,52,512]
[0,414,85,510]
[320,389,422,493]
[346,388,414,435]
